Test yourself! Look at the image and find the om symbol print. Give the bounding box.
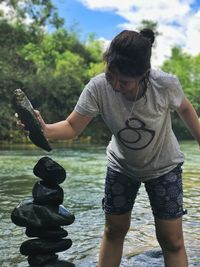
[117,118,155,150]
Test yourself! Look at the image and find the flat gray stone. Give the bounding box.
[20,238,72,255]
[11,199,75,228]
[28,254,58,266]
[25,226,68,239]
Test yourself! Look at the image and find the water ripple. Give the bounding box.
[0,142,199,266]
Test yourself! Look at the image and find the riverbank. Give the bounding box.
[0,136,102,149]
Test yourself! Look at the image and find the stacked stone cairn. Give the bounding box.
[11,156,75,267]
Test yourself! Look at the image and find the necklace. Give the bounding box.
[127,83,141,122]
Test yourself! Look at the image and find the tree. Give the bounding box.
[1,0,64,30]
[162,47,200,112]
[161,47,200,139]
[85,33,105,77]
[0,2,105,142]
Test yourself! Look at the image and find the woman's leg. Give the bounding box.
[98,167,141,267]
[98,211,132,267]
[145,163,188,267]
[155,217,188,267]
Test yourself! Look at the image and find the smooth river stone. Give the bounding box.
[33,157,66,185]
[32,181,64,205]
[28,254,58,266]
[32,259,75,267]
[11,199,75,228]
[20,238,72,255]
[26,226,68,239]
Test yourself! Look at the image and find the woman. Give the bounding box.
[18,29,200,267]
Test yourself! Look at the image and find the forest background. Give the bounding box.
[1,0,199,144]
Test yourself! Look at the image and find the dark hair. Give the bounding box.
[104,29,155,77]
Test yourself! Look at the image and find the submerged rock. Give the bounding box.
[11,199,75,228]
[122,249,164,267]
[13,88,51,152]
[33,157,66,184]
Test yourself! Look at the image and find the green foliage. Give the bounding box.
[0,2,105,142]
[1,3,199,143]
[85,33,105,77]
[1,0,64,30]
[86,62,105,77]
[161,47,200,139]
[86,33,104,62]
[162,47,200,112]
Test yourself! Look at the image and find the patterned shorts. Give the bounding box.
[102,164,187,219]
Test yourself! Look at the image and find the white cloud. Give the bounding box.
[77,0,135,11]
[0,2,34,25]
[78,0,200,66]
[0,2,16,19]
[184,10,200,55]
[98,37,110,50]
[2,0,199,66]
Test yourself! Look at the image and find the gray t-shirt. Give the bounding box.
[74,69,185,181]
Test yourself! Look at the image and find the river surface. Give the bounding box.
[0,141,199,267]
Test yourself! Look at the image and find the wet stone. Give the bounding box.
[10,156,76,267]
[33,157,66,185]
[41,259,75,267]
[11,199,75,228]
[58,205,74,218]
[25,226,68,239]
[121,249,165,267]
[32,181,64,206]
[12,89,52,152]
[28,254,58,266]
[20,238,72,255]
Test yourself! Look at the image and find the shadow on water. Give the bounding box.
[0,141,199,266]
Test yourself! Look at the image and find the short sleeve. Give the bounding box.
[167,76,184,111]
[74,80,100,117]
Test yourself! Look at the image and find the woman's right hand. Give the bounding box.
[15,109,46,133]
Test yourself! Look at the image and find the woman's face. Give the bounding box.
[107,70,146,100]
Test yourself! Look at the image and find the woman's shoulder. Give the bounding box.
[84,73,110,99]
[86,73,110,94]
[150,68,178,87]
[90,73,107,85]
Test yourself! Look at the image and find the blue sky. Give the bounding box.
[52,0,127,40]
[52,0,200,66]
[1,0,199,66]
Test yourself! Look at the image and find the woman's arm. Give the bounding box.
[35,110,93,141]
[177,96,200,146]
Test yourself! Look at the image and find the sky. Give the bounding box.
[52,0,200,66]
[0,0,199,66]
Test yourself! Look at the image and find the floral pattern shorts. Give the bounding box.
[102,164,187,219]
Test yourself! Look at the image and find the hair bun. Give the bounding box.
[140,29,155,45]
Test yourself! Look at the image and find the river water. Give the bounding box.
[0,141,199,267]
